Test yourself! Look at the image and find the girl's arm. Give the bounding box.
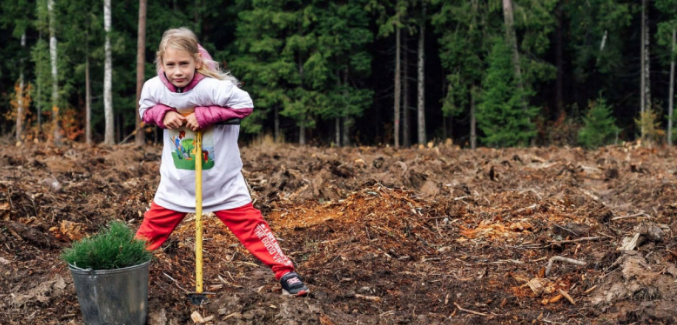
[193,80,254,129]
[193,105,253,129]
[139,81,185,129]
[142,104,178,129]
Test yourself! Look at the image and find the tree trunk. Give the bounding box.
[37,31,42,140]
[641,1,645,116]
[417,2,426,145]
[639,0,651,140]
[48,0,61,144]
[299,125,306,145]
[403,31,410,147]
[335,117,340,146]
[298,53,306,145]
[16,33,25,143]
[394,26,401,148]
[471,86,477,149]
[342,68,350,146]
[342,117,350,147]
[502,0,526,111]
[86,35,92,144]
[669,27,675,145]
[135,0,147,145]
[274,105,280,143]
[643,0,651,114]
[104,0,114,145]
[555,4,564,116]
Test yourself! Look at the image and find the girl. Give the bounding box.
[137,27,309,296]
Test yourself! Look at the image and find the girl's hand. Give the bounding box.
[163,111,186,129]
[185,113,201,132]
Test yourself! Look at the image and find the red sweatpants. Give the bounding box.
[135,202,295,280]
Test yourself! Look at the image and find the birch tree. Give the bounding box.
[48,0,61,144]
[135,0,147,146]
[103,0,114,145]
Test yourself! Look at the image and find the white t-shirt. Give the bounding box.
[139,76,253,212]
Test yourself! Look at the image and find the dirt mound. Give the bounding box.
[2,140,677,324]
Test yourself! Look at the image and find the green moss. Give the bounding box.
[61,221,152,270]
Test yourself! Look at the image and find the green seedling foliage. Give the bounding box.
[578,96,620,148]
[61,221,151,270]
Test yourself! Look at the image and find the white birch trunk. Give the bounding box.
[417,2,426,145]
[669,27,675,145]
[394,26,401,148]
[48,0,61,144]
[104,0,114,145]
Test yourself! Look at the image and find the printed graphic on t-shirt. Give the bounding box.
[169,127,215,170]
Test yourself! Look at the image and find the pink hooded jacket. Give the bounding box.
[141,45,253,129]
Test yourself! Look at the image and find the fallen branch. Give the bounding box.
[119,125,145,145]
[453,302,488,316]
[354,294,382,302]
[163,272,187,293]
[217,274,242,288]
[611,213,651,221]
[552,237,600,244]
[545,256,586,276]
[514,204,538,214]
[583,285,597,295]
[558,290,575,305]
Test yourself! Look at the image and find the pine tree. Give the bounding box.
[477,37,537,147]
[578,96,619,148]
[314,0,373,146]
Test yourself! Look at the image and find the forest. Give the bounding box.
[1,0,675,148]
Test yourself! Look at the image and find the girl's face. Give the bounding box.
[162,48,201,88]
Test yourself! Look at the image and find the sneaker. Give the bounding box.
[280,272,309,296]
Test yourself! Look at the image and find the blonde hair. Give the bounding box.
[155,27,237,82]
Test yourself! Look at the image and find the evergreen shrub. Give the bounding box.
[578,97,619,149]
[61,221,151,270]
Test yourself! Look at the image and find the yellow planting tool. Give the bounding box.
[187,130,214,305]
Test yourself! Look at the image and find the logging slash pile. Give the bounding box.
[2,138,677,324]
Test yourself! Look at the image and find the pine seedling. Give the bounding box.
[62,221,151,270]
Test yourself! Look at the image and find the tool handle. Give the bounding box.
[216,118,241,125]
[195,130,204,294]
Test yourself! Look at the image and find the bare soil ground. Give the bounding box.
[2,137,677,324]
